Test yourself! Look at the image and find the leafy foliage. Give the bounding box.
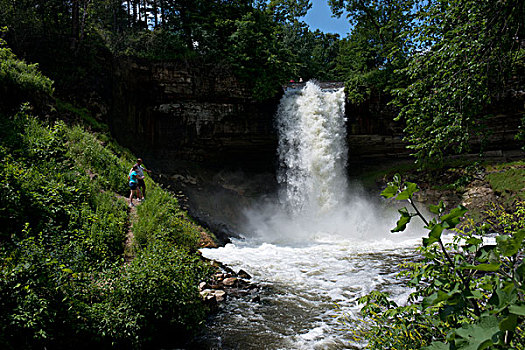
[391,0,525,164]
[0,108,212,348]
[330,0,415,104]
[0,29,54,111]
[132,187,201,250]
[354,176,525,349]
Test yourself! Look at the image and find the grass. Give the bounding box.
[55,98,108,131]
[485,162,525,204]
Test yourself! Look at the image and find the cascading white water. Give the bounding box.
[198,81,425,349]
[276,81,348,215]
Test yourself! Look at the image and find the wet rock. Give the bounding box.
[238,269,252,279]
[200,289,227,303]
[199,281,209,291]
[222,277,237,286]
[214,290,226,302]
[200,259,260,308]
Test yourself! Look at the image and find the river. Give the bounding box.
[192,82,425,349]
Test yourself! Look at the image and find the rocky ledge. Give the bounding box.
[199,260,260,309]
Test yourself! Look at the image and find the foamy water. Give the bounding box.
[195,82,427,349]
[198,236,422,349]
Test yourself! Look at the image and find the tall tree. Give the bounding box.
[329,0,416,103]
[392,0,525,164]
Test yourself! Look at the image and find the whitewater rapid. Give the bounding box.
[197,82,425,349]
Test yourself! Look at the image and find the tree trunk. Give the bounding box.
[126,0,131,27]
[78,0,91,46]
[142,0,147,27]
[133,0,138,24]
[160,0,165,26]
[153,0,158,28]
[71,0,80,49]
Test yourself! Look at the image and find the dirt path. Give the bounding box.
[117,194,140,263]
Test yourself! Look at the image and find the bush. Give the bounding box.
[352,176,525,349]
[0,108,212,348]
[133,186,201,251]
[0,33,53,112]
[83,242,211,348]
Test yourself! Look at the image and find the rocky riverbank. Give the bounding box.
[370,153,525,218]
[198,259,261,309]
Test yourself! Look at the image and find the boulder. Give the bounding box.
[222,277,237,286]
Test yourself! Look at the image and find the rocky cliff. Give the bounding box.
[108,58,523,240]
[111,58,279,173]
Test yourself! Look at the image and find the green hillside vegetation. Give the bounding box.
[0,38,212,349]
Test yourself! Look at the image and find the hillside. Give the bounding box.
[0,40,215,349]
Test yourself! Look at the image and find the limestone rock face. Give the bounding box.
[110,57,522,174]
[111,58,278,171]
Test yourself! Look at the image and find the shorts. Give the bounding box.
[138,178,145,188]
[129,182,138,190]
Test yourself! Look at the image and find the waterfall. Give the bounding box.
[276,81,347,215]
[239,81,414,244]
[197,83,426,350]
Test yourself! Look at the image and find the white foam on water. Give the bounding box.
[198,81,428,349]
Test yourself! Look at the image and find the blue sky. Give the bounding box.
[301,0,350,37]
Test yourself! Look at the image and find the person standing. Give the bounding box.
[128,165,144,207]
[132,158,152,199]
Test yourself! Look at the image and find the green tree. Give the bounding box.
[329,0,416,103]
[353,176,525,349]
[392,0,525,164]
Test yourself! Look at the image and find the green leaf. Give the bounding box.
[422,290,451,308]
[496,229,525,257]
[461,263,500,272]
[440,205,467,229]
[453,316,500,350]
[490,284,518,312]
[517,262,525,282]
[396,182,419,200]
[423,223,443,247]
[499,313,517,331]
[381,184,398,198]
[422,341,450,350]
[465,237,483,246]
[392,173,401,186]
[429,200,445,214]
[392,214,411,232]
[509,304,525,316]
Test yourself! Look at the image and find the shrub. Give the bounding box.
[133,186,201,251]
[82,242,211,348]
[0,108,212,348]
[0,32,53,112]
[352,176,525,349]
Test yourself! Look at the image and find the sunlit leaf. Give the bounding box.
[509,304,525,316]
[429,200,445,214]
[381,184,398,198]
[423,223,443,246]
[453,316,499,350]
[441,206,467,228]
[422,341,449,350]
[396,182,419,200]
[392,214,411,233]
[461,263,500,272]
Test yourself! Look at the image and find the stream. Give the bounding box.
[190,82,425,349]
